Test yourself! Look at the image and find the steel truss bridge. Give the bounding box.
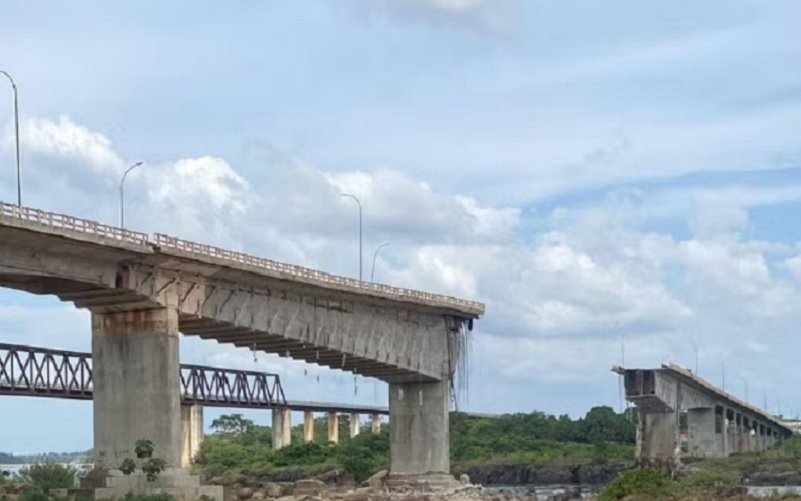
[0,342,389,415]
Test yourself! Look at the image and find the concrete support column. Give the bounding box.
[303,411,315,443]
[371,414,382,434]
[637,411,678,463]
[687,408,717,458]
[327,412,339,444]
[272,408,291,450]
[180,404,204,467]
[350,413,361,438]
[389,380,450,477]
[91,307,181,469]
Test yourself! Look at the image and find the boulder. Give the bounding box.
[239,486,255,500]
[252,491,266,500]
[294,479,327,496]
[263,482,284,498]
[459,474,471,485]
[364,469,387,489]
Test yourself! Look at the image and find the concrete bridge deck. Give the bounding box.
[615,363,793,462]
[0,202,484,492]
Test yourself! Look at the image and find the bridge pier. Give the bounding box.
[92,307,182,468]
[388,380,452,483]
[350,413,361,438]
[86,307,222,500]
[272,408,292,449]
[304,411,315,443]
[687,407,718,458]
[181,404,204,467]
[327,412,339,444]
[371,414,382,434]
[637,411,678,464]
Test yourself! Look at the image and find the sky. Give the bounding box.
[1,0,801,454]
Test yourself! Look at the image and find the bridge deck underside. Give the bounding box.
[0,273,432,382]
[179,316,422,381]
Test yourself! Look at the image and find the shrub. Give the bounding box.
[599,468,672,501]
[782,435,801,460]
[17,461,78,491]
[676,466,737,496]
[18,485,48,501]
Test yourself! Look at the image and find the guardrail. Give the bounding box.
[0,201,484,315]
[154,233,484,314]
[0,201,149,245]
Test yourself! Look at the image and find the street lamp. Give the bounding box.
[370,242,390,282]
[120,161,144,228]
[340,193,363,281]
[0,71,21,206]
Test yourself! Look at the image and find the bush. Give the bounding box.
[599,468,672,501]
[782,435,801,460]
[18,486,48,501]
[675,466,737,496]
[17,461,78,491]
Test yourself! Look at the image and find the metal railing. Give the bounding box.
[0,201,149,245]
[154,233,484,313]
[0,201,484,314]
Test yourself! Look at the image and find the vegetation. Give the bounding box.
[0,451,88,465]
[16,461,78,491]
[119,439,167,482]
[194,407,636,480]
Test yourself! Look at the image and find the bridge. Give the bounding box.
[0,202,484,497]
[0,341,389,466]
[614,364,793,464]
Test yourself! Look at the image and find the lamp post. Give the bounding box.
[119,161,143,228]
[370,242,390,282]
[341,193,363,281]
[0,71,20,206]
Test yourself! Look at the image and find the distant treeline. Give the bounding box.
[0,451,89,465]
[451,406,636,463]
[195,406,637,479]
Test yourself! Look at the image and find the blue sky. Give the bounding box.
[2,0,801,453]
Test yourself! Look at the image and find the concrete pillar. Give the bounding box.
[180,404,204,467]
[687,408,717,458]
[303,411,315,443]
[350,413,361,438]
[91,307,181,469]
[371,414,382,434]
[736,414,745,453]
[272,408,291,450]
[389,380,450,477]
[327,412,339,444]
[637,411,678,463]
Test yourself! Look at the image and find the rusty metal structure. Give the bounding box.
[0,342,287,408]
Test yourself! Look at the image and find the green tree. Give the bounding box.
[210,414,256,435]
[17,460,78,491]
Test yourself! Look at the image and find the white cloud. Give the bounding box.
[16,115,124,174]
